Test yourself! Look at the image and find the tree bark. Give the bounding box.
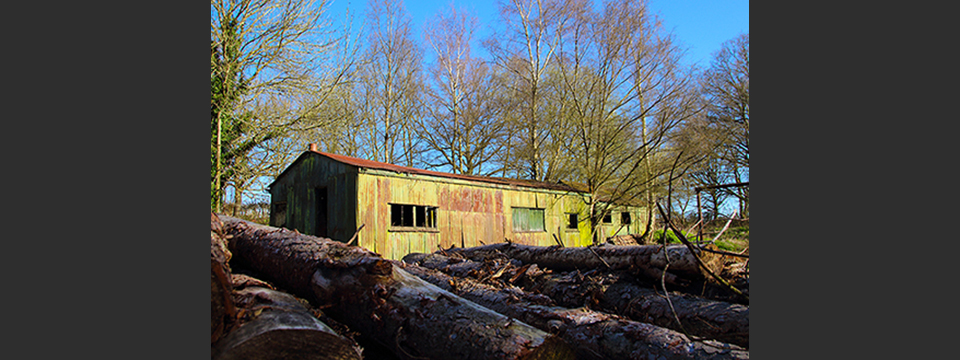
[401,252,524,280]
[218,215,574,360]
[600,280,749,348]
[407,253,749,348]
[519,270,748,348]
[446,242,724,278]
[213,286,363,360]
[211,213,236,344]
[400,263,748,360]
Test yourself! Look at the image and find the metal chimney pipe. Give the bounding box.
[309,143,318,152]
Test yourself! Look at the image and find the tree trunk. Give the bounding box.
[218,215,574,360]
[401,263,748,360]
[407,253,749,348]
[212,286,362,360]
[446,242,723,278]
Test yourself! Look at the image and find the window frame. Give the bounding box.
[389,203,439,232]
[565,212,579,231]
[602,213,612,224]
[512,207,546,233]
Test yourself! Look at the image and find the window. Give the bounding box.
[390,204,437,230]
[512,207,545,232]
[566,213,578,230]
[602,213,612,224]
[621,212,632,225]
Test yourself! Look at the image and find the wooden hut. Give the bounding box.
[268,144,646,260]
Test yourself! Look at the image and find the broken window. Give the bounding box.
[621,212,631,225]
[390,203,437,229]
[512,207,545,232]
[602,213,612,224]
[566,213,578,229]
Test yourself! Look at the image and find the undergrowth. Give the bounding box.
[652,225,749,253]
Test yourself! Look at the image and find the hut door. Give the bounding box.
[315,187,328,237]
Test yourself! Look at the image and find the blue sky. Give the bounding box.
[327,0,749,68]
[235,0,749,212]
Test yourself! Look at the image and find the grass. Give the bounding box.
[651,224,749,254]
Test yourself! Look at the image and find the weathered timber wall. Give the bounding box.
[357,170,604,260]
[268,153,357,242]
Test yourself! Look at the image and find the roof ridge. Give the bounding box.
[310,149,583,193]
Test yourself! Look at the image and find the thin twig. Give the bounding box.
[709,211,737,243]
[660,263,688,333]
[697,247,750,258]
[586,245,611,269]
[659,253,706,344]
[394,326,430,360]
[683,218,702,237]
[346,223,365,246]
[437,244,449,257]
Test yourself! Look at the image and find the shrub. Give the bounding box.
[650,229,697,244]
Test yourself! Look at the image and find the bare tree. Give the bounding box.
[419,5,512,176]
[543,0,704,243]
[701,33,749,217]
[211,0,359,211]
[485,0,570,181]
[357,0,425,167]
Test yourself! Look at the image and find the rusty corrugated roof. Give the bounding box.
[311,150,583,193]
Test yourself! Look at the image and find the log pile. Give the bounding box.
[211,214,363,360]
[210,213,749,359]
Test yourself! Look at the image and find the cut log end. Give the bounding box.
[212,316,361,360]
[214,286,362,360]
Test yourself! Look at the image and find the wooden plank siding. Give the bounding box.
[268,153,357,242]
[356,169,595,260]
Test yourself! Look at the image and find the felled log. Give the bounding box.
[401,252,525,281]
[212,286,362,360]
[521,270,748,348]
[211,214,235,344]
[401,262,748,360]
[408,253,749,348]
[446,242,724,278]
[600,279,749,348]
[218,215,574,360]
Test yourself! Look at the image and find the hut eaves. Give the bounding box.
[269,146,584,194]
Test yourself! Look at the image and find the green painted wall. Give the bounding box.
[268,153,357,242]
[356,170,597,260]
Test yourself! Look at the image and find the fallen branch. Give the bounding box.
[656,204,747,301]
[345,223,365,246]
